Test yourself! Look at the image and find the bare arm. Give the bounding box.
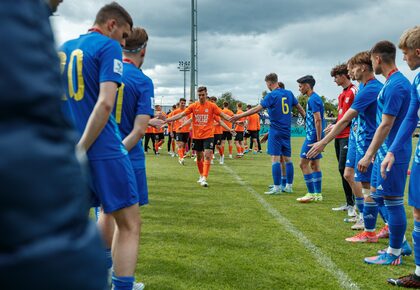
[179,117,192,129]
[313,112,322,142]
[166,111,186,123]
[122,115,151,152]
[230,105,263,122]
[295,103,306,118]
[77,82,118,152]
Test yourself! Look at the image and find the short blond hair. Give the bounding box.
[399,26,420,50]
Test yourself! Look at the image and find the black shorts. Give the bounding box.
[213,134,223,146]
[175,132,189,143]
[154,133,164,141]
[235,131,244,141]
[248,130,259,139]
[192,138,214,151]
[244,131,251,138]
[222,131,232,141]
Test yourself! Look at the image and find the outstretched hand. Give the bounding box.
[306,141,325,159]
[149,118,165,129]
[229,115,239,123]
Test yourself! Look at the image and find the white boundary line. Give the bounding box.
[223,165,360,290]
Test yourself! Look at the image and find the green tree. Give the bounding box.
[216,92,246,112]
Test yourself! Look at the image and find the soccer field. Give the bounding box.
[137,137,416,290]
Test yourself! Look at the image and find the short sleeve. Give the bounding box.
[260,92,273,109]
[98,40,123,85]
[184,103,194,115]
[351,88,372,113]
[135,78,154,117]
[382,85,405,116]
[212,103,222,115]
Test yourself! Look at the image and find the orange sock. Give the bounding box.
[218,146,224,156]
[172,140,175,152]
[178,148,184,159]
[197,160,204,175]
[229,145,233,155]
[203,160,211,178]
[155,143,159,152]
[221,146,225,155]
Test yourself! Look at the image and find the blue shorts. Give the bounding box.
[89,156,138,214]
[131,159,149,206]
[375,162,409,197]
[345,137,356,168]
[354,146,373,182]
[409,162,420,208]
[267,130,291,157]
[300,138,322,160]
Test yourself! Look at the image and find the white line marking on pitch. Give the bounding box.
[223,165,359,290]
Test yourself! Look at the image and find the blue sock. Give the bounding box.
[94,207,100,221]
[385,198,406,250]
[363,201,379,231]
[413,221,420,266]
[355,197,364,214]
[112,274,134,290]
[281,176,287,188]
[105,248,113,269]
[304,173,314,194]
[286,161,294,184]
[372,193,388,223]
[312,171,322,193]
[271,162,281,186]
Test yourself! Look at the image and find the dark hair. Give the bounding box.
[370,40,396,64]
[347,51,372,71]
[210,96,217,101]
[94,2,133,29]
[223,101,229,107]
[179,98,186,102]
[246,104,251,109]
[330,63,349,78]
[237,103,242,108]
[125,27,148,51]
[297,75,316,89]
[172,104,176,109]
[265,73,278,83]
[197,86,207,92]
[278,81,285,89]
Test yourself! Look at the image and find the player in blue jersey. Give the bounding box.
[384,25,420,287]
[358,41,412,266]
[114,27,165,289]
[296,75,325,203]
[0,1,107,289]
[59,4,142,290]
[308,51,384,242]
[230,73,305,195]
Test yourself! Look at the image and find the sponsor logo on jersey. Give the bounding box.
[114,59,123,75]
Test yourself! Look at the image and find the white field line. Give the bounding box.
[223,165,360,290]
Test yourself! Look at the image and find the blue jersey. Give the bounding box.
[59,32,127,160]
[115,62,155,166]
[305,92,324,140]
[375,71,411,164]
[260,88,298,137]
[389,72,420,164]
[351,78,382,151]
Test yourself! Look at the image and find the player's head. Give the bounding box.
[155,104,161,111]
[297,75,315,96]
[197,86,208,103]
[210,96,217,103]
[48,0,63,13]
[94,2,133,47]
[330,63,350,86]
[223,101,229,108]
[347,51,372,82]
[123,27,148,67]
[179,98,186,108]
[278,82,285,89]
[172,104,176,110]
[346,62,356,81]
[264,73,279,91]
[237,103,242,109]
[246,104,252,110]
[370,40,396,75]
[399,26,420,71]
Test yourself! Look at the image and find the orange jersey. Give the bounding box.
[145,126,154,134]
[247,113,260,131]
[172,107,191,133]
[184,101,222,139]
[221,108,234,131]
[234,109,246,132]
[213,115,223,135]
[153,111,167,133]
[167,111,174,132]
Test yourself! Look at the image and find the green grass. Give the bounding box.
[137,137,417,289]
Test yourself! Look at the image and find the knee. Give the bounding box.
[343,169,352,182]
[414,208,420,222]
[299,160,306,170]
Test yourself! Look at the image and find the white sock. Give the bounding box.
[387,246,402,256]
[415,265,420,277]
[273,185,280,191]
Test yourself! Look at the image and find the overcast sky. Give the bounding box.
[51,0,420,106]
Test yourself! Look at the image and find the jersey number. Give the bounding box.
[282,97,289,114]
[115,83,125,124]
[59,49,85,101]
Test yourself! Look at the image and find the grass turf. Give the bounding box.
[137,137,417,289]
